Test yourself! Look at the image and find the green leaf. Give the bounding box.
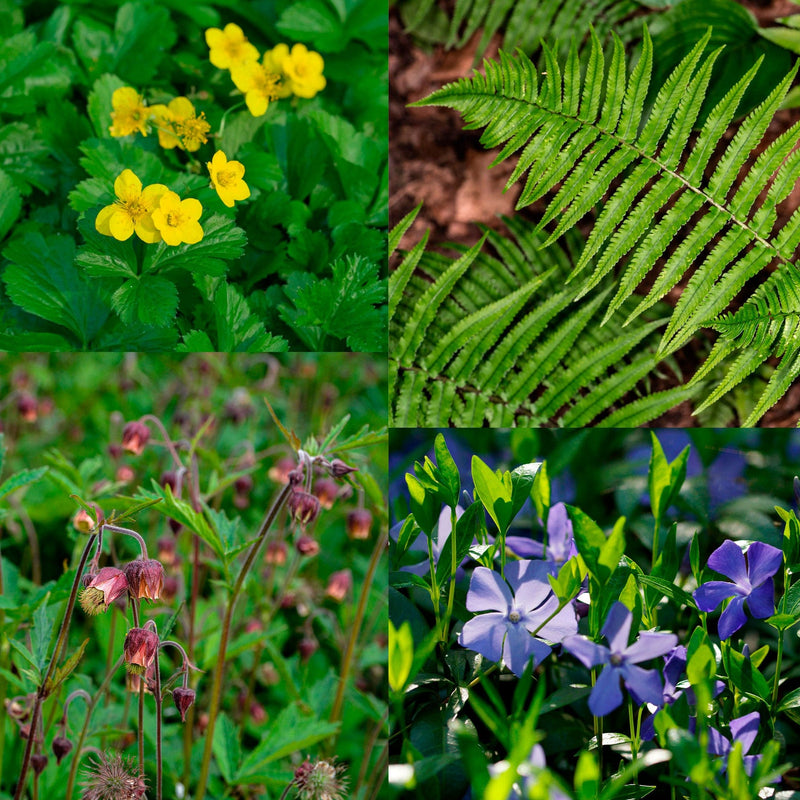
[212,713,241,785]
[142,214,247,276]
[31,599,55,673]
[405,473,437,536]
[472,456,514,534]
[0,168,21,241]
[722,641,771,703]
[433,434,460,508]
[567,507,624,586]
[277,0,347,52]
[389,620,414,693]
[111,276,178,328]
[75,215,138,278]
[112,1,177,84]
[637,575,696,610]
[2,232,108,346]
[648,432,689,524]
[0,466,48,502]
[212,282,288,352]
[437,501,484,585]
[86,74,126,139]
[47,638,89,694]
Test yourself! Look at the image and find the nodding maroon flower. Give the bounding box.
[31,753,48,776]
[298,637,318,662]
[52,735,73,765]
[265,540,287,566]
[81,751,147,800]
[235,474,254,494]
[296,535,320,557]
[268,457,296,484]
[313,479,338,510]
[293,758,348,800]
[73,508,96,534]
[123,627,159,675]
[17,393,38,422]
[160,470,179,493]
[327,459,358,478]
[325,570,352,602]
[157,537,177,566]
[172,687,196,722]
[346,509,372,540]
[289,491,320,526]
[124,558,164,601]
[107,443,123,460]
[121,421,150,456]
[287,468,305,487]
[80,568,129,616]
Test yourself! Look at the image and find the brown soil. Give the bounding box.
[389,0,800,427]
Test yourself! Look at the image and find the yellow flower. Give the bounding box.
[205,23,260,70]
[109,87,150,137]
[95,170,167,243]
[262,44,293,99]
[207,150,251,207]
[151,191,203,246]
[282,43,326,99]
[149,97,210,152]
[230,60,281,116]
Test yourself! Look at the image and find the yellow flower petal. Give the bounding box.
[181,198,203,221]
[245,90,268,117]
[204,27,226,48]
[134,214,162,244]
[168,97,195,119]
[95,205,116,236]
[181,220,204,245]
[114,169,142,203]
[109,210,135,241]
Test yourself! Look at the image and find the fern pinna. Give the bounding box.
[399,27,800,424]
[390,206,700,427]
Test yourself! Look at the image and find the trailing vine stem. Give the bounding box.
[14,533,99,800]
[194,482,294,800]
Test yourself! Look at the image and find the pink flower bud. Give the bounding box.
[313,478,338,510]
[31,753,47,776]
[328,458,358,478]
[79,567,128,616]
[235,474,254,494]
[346,509,372,540]
[52,735,73,765]
[123,627,159,675]
[325,569,352,602]
[17,393,38,423]
[298,636,318,662]
[124,559,165,601]
[296,535,319,557]
[288,491,320,526]
[116,465,135,483]
[172,687,196,722]
[121,421,150,455]
[72,508,96,534]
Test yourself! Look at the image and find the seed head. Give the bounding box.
[81,751,147,800]
[121,421,150,456]
[293,758,347,800]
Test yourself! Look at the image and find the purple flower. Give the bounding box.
[708,711,762,776]
[488,746,570,800]
[693,541,782,640]
[459,561,578,677]
[562,602,677,717]
[507,503,578,573]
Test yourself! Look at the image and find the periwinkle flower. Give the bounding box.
[459,560,578,677]
[693,540,782,640]
[562,602,677,717]
[507,502,577,573]
[708,711,762,776]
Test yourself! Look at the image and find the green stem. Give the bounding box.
[772,629,785,709]
[628,699,639,790]
[14,534,98,800]
[217,101,247,140]
[194,483,293,800]
[443,506,458,642]
[427,528,442,639]
[329,525,387,744]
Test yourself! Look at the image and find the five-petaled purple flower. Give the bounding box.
[459,560,578,677]
[562,602,677,717]
[693,541,782,640]
[507,503,578,574]
[708,711,762,776]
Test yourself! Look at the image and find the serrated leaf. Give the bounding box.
[47,638,89,694]
[112,275,178,327]
[0,466,48,502]
[75,214,138,277]
[213,282,288,352]
[0,168,21,240]
[212,712,241,785]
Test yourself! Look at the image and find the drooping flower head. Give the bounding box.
[707,711,763,776]
[282,43,326,98]
[693,540,782,640]
[289,490,320,526]
[109,88,149,138]
[459,560,578,677]
[230,60,281,116]
[151,191,204,246]
[149,97,210,152]
[95,171,167,244]
[122,420,150,455]
[123,627,159,675]
[172,687,196,722]
[205,23,260,69]
[346,508,372,540]
[325,569,352,602]
[81,751,147,799]
[124,558,164,601]
[207,150,251,207]
[79,567,129,616]
[562,602,677,717]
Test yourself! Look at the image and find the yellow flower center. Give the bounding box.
[294,63,308,78]
[254,69,280,100]
[216,168,237,188]
[166,210,185,227]
[177,114,210,147]
[117,198,148,221]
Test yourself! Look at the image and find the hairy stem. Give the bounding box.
[194,483,292,800]
[14,534,98,800]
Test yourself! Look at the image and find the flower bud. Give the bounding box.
[52,735,73,765]
[124,559,165,601]
[250,701,266,724]
[31,754,48,776]
[17,393,38,423]
[296,535,319,557]
[298,636,318,662]
[328,459,358,478]
[79,567,128,616]
[72,508,96,534]
[121,421,150,455]
[235,474,254,494]
[116,465,135,483]
[157,537,177,566]
[325,569,352,602]
[313,479,338,510]
[123,627,159,675]
[160,470,179,493]
[346,509,372,540]
[265,541,287,566]
[288,491,320,526]
[172,687,196,722]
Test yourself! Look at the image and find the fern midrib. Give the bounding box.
[442,86,791,270]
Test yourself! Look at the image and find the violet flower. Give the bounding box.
[507,503,578,574]
[562,602,677,717]
[693,541,782,640]
[708,711,762,776]
[488,745,570,800]
[459,560,578,677]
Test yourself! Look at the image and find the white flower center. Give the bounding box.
[508,610,521,624]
